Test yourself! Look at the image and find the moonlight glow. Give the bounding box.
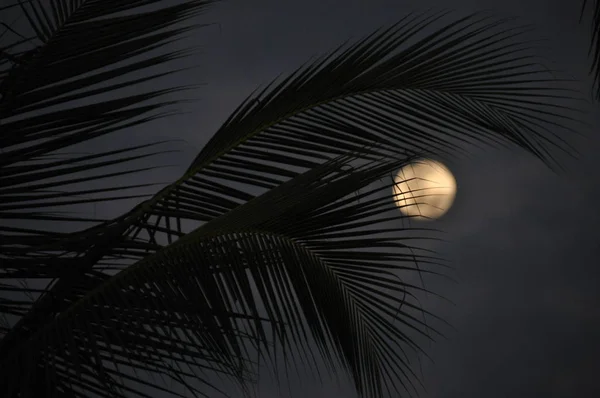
[392,159,457,220]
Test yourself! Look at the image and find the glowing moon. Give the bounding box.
[392,159,457,220]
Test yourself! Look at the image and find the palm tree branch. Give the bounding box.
[2,150,447,397]
[0,0,214,241]
[580,0,600,100]
[0,0,215,337]
[2,10,581,394]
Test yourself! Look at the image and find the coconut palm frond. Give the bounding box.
[0,150,446,398]
[1,299,261,398]
[92,10,584,250]
[581,0,600,100]
[1,8,583,398]
[12,10,580,319]
[23,10,582,260]
[0,0,214,252]
[0,0,215,344]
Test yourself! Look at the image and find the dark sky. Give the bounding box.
[3,0,599,397]
[166,1,599,397]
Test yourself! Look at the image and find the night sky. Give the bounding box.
[3,0,600,397]
[165,1,600,396]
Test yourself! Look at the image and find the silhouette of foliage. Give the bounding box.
[581,0,600,100]
[0,1,583,397]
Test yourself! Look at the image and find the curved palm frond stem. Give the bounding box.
[1,150,449,398]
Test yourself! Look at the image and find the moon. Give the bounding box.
[392,159,457,220]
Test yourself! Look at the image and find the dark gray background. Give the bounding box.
[3,0,599,397]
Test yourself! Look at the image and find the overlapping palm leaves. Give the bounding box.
[0,0,214,346]
[0,1,582,397]
[0,0,213,256]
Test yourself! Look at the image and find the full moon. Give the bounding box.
[392,159,457,220]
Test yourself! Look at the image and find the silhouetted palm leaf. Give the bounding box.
[581,0,600,100]
[0,4,582,398]
[0,0,213,256]
[8,10,580,355]
[1,150,445,398]
[0,0,213,344]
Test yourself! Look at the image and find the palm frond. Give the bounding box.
[1,8,583,397]
[0,149,447,398]
[0,0,214,335]
[87,10,584,252]
[27,11,582,254]
[10,10,580,326]
[581,0,600,100]
[0,0,214,244]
